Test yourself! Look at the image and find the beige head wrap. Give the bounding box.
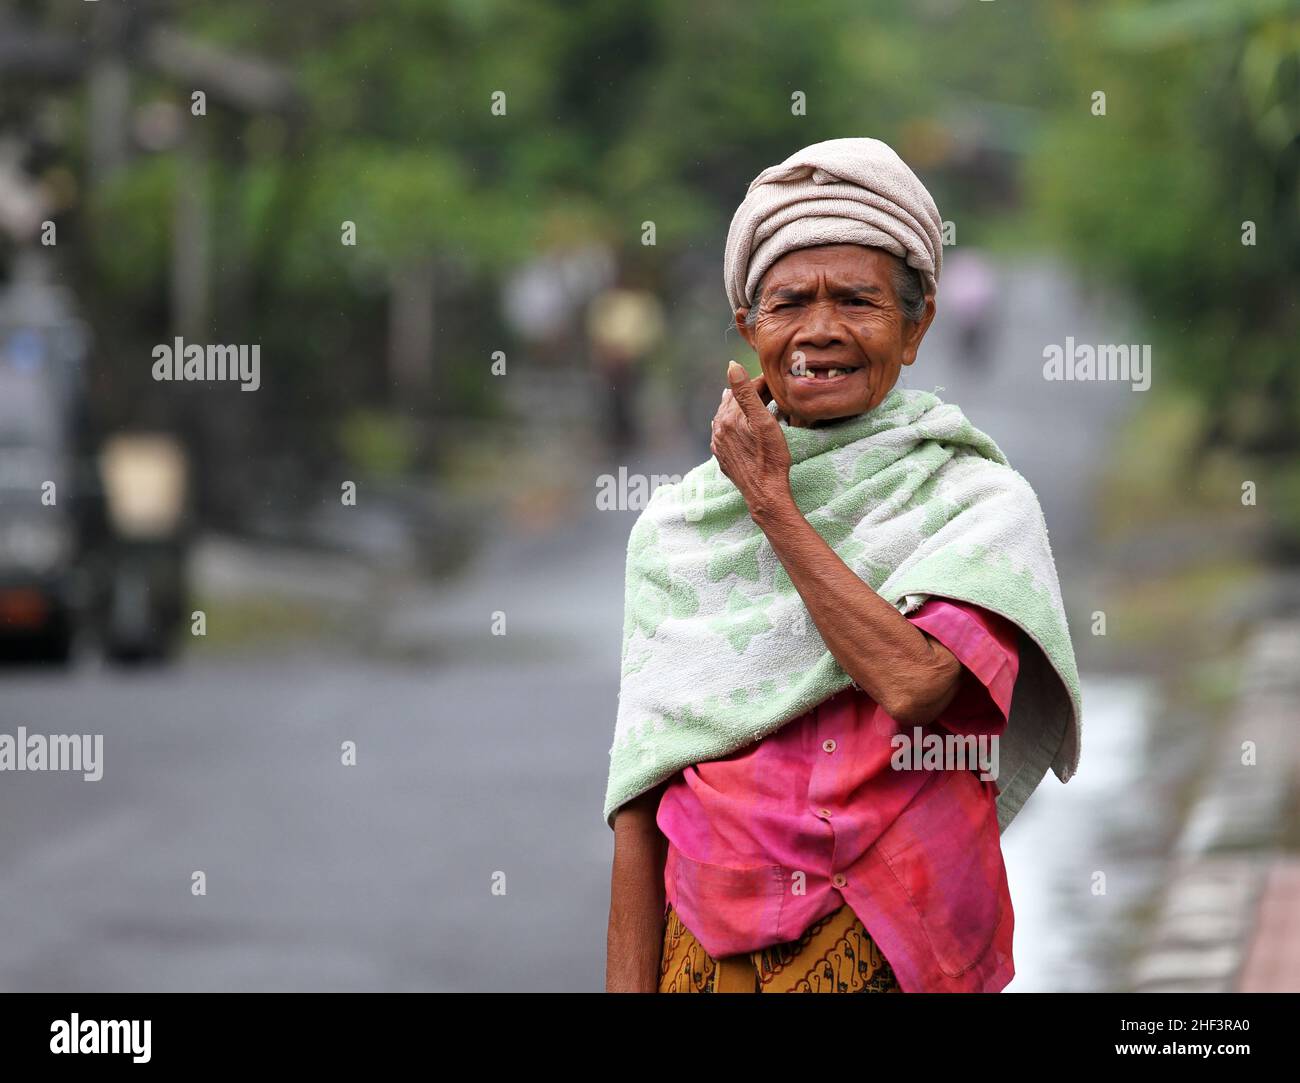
[723,137,943,313]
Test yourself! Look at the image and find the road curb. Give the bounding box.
[1131,617,1300,992]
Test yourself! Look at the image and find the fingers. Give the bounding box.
[711,386,740,467]
[726,361,769,426]
[713,389,737,427]
[718,375,772,418]
[724,374,771,408]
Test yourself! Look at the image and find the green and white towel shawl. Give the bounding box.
[603,385,1082,834]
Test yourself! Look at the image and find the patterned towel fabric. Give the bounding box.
[603,385,1081,834]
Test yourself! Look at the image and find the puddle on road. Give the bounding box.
[1002,674,1172,992]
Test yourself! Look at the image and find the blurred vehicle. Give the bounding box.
[0,252,190,664]
[0,261,94,662]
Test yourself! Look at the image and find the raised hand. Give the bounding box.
[710,361,793,521]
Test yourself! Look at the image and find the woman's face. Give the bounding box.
[734,244,935,428]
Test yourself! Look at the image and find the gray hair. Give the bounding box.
[742,250,928,328]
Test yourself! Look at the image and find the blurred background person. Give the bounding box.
[585,281,666,455]
[940,247,998,372]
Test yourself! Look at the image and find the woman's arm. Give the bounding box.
[752,500,961,724]
[710,362,962,726]
[605,781,671,992]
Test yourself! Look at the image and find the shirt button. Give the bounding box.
[819,808,832,819]
[832,874,847,888]
[822,738,837,753]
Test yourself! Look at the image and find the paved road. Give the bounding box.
[0,256,1153,991]
[1,648,619,991]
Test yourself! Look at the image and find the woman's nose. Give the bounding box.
[793,302,844,346]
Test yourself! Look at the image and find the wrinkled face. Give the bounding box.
[735,244,935,428]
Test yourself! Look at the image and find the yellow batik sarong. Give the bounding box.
[659,901,903,993]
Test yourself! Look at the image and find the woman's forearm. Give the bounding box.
[752,492,961,725]
[606,787,670,992]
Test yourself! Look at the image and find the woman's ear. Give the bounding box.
[734,307,756,350]
[900,294,937,366]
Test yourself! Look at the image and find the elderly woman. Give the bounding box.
[604,138,1081,993]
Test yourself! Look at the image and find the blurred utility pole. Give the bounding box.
[387,258,436,400]
[171,135,211,340]
[87,2,130,186]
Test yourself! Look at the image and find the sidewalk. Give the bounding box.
[1131,614,1300,992]
[1238,858,1300,991]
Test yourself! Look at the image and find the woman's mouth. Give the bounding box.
[790,365,862,383]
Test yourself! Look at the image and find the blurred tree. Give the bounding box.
[29,0,1287,537]
[1027,0,1300,552]
[1030,0,1299,456]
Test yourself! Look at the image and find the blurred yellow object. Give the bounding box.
[586,288,665,362]
[98,434,188,539]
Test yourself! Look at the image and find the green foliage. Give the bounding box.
[338,408,418,477]
[86,156,176,299]
[1028,0,1300,452]
[30,0,1295,500]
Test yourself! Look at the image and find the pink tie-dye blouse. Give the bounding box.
[655,598,1020,993]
